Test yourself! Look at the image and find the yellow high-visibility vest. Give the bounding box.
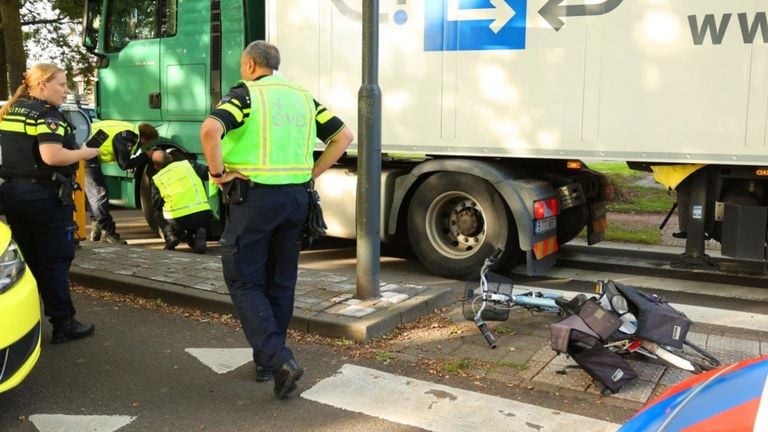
[152,160,211,219]
[91,120,137,163]
[221,75,316,185]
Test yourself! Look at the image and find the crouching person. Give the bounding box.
[151,151,212,254]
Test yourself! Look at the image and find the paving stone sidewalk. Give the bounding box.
[70,242,452,342]
[390,306,768,405]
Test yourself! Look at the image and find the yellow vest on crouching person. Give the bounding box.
[220,75,316,185]
[152,160,211,219]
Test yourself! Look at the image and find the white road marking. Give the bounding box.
[28,414,135,432]
[302,364,619,432]
[185,348,252,374]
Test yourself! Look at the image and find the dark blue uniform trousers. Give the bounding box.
[220,183,308,372]
[0,182,77,321]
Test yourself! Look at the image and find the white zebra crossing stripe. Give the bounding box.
[302,364,620,432]
[185,348,252,374]
[28,414,136,432]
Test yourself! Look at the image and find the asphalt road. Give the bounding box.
[0,291,422,432]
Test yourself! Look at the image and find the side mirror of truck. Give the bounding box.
[82,0,101,52]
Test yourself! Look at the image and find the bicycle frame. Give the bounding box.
[468,250,722,375]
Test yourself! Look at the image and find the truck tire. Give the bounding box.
[140,166,160,236]
[407,173,521,279]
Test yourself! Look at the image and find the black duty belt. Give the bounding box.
[4,177,54,185]
[248,181,309,189]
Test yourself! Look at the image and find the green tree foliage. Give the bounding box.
[0,0,94,98]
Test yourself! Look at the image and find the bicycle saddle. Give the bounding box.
[555,293,588,316]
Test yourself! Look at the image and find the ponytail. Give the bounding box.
[0,82,28,122]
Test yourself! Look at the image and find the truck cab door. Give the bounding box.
[98,0,163,122]
[159,0,210,123]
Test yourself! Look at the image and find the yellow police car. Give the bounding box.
[0,220,41,393]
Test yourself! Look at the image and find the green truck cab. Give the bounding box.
[82,0,266,233]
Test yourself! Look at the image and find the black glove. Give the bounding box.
[301,181,327,250]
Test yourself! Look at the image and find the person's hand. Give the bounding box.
[212,170,249,189]
[80,145,101,161]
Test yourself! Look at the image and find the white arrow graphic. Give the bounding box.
[447,0,515,34]
[29,414,136,432]
[185,348,252,374]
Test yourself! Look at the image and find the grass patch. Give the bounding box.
[497,360,527,370]
[332,337,354,347]
[375,351,397,364]
[443,359,475,373]
[605,223,661,245]
[586,161,674,213]
[494,326,516,335]
[578,222,661,245]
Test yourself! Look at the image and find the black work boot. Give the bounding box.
[89,222,102,241]
[162,226,180,251]
[255,366,271,383]
[51,318,95,344]
[273,359,303,399]
[192,227,207,254]
[102,230,127,245]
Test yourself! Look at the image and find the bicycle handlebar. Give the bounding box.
[475,317,497,348]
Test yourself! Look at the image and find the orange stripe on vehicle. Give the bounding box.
[533,237,559,260]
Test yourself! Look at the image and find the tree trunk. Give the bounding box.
[0,0,27,96]
[0,30,8,98]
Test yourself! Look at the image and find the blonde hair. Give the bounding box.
[0,63,65,121]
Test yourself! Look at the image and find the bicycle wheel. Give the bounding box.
[674,341,722,372]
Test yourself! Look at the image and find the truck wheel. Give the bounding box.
[407,173,521,279]
[140,166,160,236]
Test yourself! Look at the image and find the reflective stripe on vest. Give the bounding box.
[221,75,316,185]
[152,160,211,219]
[0,100,73,176]
[91,120,137,163]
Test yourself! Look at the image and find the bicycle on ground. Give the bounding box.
[463,249,722,374]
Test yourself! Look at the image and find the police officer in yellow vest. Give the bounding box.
[201,41,353,398]
[84,120,131,243]
[84,121,159,243]
[150,151,212,254]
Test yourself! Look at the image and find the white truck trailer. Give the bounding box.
[270,0,767,275]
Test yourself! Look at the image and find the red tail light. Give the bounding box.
[534,198,559,220]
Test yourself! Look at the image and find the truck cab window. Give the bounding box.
[104,0,176,52]
[161,0,178,37]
